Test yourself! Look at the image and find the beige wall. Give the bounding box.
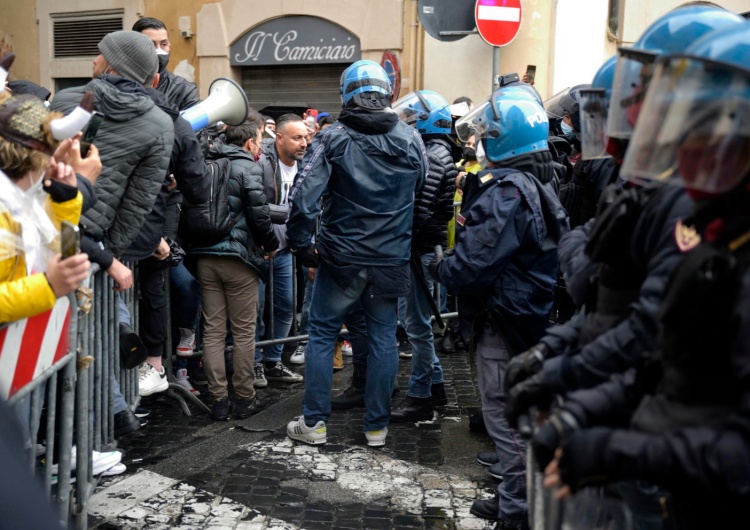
[196,0,405,99]
[0,2,39,84]
[36,0,145,93]
[621,0,750,44]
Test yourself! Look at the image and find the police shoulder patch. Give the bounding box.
[674,219,701,252]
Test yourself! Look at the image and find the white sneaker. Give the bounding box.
[341,340,353,356]
[51,448,122,476]
[365,427,388,447]
[290,343,306,365]
[174,368,200,396]
[138,363,168,396]
[101,462,127,476]
[176,328,196,357]
[286,416,327,445]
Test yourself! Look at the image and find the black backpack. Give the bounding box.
[179,156,235,247]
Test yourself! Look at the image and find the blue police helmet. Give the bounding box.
[592,54,617,107]
[619,21,750,194]
[392,89,452,134]
[608,4,745,139]
[340,60,392,110]
[477,87,549,162]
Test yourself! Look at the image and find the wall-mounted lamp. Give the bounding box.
[178,16,193,38]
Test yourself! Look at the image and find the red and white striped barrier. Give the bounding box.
[0,297,72,400]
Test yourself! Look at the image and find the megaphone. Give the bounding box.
[180,77,249,132]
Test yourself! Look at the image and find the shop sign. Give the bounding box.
[231,16,362,66]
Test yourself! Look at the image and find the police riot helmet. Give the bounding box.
[340,60,393,110]
[456,86,548,164]
[608,4,744,140]
[392,90,452,135]
[620,20,750,196]
[580,55,618,160]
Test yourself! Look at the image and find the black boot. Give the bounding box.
[114,409,141,438]
[440,329,456,354]
[390,395,434,422]
[470,493,500,520]
[431,382,448,407]
[331,384,366,410]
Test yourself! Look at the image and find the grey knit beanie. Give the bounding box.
[98,31,158,85]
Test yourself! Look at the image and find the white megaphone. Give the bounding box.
[180,77,250,132]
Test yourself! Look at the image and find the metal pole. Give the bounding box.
[492,46,500,92]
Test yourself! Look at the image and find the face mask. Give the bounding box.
[156,49,170,73]
[462,146,477,161]
[476,141,490,169]
[561,120,575,139]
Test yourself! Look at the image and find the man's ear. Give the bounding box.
[151,72,160,88]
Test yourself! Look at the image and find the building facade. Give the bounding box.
[1,0,747,112]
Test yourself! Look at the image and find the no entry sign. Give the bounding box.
[475,0,523,47]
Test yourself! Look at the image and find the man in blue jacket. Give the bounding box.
[431,87,568,530]
[285,60,427,448]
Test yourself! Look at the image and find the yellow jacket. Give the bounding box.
[0,192,82,323]
[446,160,482,249]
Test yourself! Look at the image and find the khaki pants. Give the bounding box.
[197,256,259,401]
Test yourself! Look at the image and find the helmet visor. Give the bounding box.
[392,91,430,127]
[455,99,501,143]
[580,88,611,160]
[620,55,750,194]
[544,87,576,119]
[607,48,658,139]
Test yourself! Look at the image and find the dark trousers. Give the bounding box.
[138,257,169,359]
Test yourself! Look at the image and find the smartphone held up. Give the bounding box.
[60,220,80,259]
[79,111,104,158]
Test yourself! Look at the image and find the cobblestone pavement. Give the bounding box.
[88,341,499,530]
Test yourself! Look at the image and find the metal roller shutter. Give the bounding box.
[241,64,346,116]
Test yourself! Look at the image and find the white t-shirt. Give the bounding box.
[279,161,297,205]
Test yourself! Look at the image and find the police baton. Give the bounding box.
[410,253,445,329]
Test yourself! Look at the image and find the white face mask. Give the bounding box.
[476,141,490,169]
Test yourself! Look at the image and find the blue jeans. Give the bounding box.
[403,253,444,398]
[477,325,527,527]
[170,261,201,331]
[255,249,294,363]
[303,264,398,431]
[114,295,132,414]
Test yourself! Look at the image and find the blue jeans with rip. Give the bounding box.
[302,264,398,431]
[255,249,294,364]
[402,252,444,398]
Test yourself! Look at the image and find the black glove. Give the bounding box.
[164,237,186,267]
[505,371,552,430]
[531,410,580,472]
[557,427,614,493]
[428,245,444,282]
[293,244,319,268]
[505,342,549,393]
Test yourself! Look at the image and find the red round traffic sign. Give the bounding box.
[475,0,523,47]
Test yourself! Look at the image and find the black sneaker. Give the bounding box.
[234,396,264,419]
[487,462,503,482]
[264,362,303,383]
[114,409,141,438]
[476,451,499,467]
[470,494,500,520]
[212,398,232,421]
[134,406,150,418]
[398,338,412,359]
[331,384,366,410]
[390,395,434,423]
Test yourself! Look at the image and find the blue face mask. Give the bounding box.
[561,120,575,138]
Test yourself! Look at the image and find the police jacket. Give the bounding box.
[188,142,278,278]
[412,137,458,255]
[287,107,427,267]
[558,210,750,530]
[437,151,569,354]
[156,69,199,111]
[50,76,174,258]
[540,184,692,392]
